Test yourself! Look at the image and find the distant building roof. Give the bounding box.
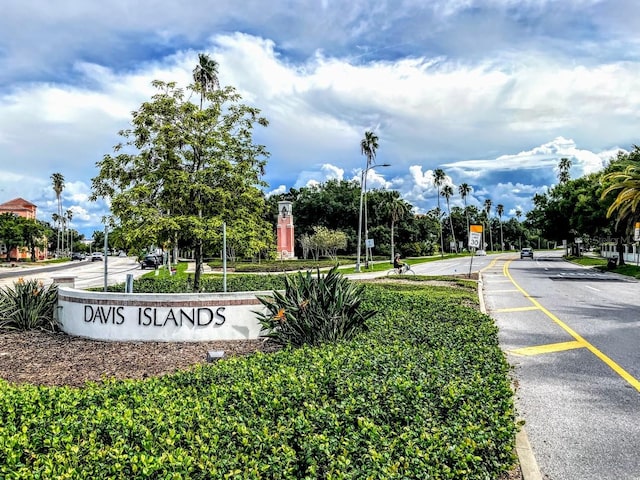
[0,197,37,209]
[0,197,38,218]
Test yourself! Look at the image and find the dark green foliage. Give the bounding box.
[0,282,517,478]
[232,259,344,272]
[102,274,287,293]
[256,267,376,347]
[0,279,58,331]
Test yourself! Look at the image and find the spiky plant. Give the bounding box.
[0,279,58,331]
[256,267,376,347]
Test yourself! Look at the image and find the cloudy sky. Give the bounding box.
[1,0,638,237]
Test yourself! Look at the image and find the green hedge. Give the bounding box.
[0,282,517,479]
[103,274,288,293]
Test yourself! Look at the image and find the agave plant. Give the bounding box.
[256,266,376,347]
[0,278,58,331]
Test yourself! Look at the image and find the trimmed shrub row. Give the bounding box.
[0,281,517,478]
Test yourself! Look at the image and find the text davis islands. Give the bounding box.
[84,305,227,328]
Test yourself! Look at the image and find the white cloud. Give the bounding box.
[2,4,640,234]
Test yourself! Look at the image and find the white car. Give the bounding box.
[91,252,104,262]
[475,249,487,256]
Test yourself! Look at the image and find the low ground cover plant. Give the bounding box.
[0,279,517,478]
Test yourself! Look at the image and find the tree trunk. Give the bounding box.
[488,221,493,252]
[194,239,203,291]
[617,238,626,265]
[447,215,456,252]
[390,220,395,263]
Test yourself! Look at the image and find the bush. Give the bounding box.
[256,267,376,347]
[0,281,517,479]
[102,274,287,293]
[232,259,345,273]
[0,279,58,331]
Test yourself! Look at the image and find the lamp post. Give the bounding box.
[355,161,390,272]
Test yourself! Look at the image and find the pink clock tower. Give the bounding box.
[277,201,295,259]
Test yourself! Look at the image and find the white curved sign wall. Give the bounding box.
[57,287,271,342]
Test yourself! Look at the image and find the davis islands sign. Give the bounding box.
[57,287,271,342]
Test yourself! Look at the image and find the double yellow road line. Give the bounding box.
[490,258,640,392]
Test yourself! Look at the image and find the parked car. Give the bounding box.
[520,247,534,259]
[91,252,104,262]
[71,252,85,261]
[140,254,162,269]
[475,249,487,256]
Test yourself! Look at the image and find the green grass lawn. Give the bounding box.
[338,252,474,274]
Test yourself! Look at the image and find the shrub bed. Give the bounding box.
[0,282,517,478]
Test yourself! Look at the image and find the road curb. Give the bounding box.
[478,272,543,480]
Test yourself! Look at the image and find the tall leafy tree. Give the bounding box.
[433,168,446,255]
[20,217,49,262]
[458,182,472,245]
[496,204,504,251]
[92,65,271,290]
[50,172,64,256]
[0,213,22,261]
[441,184,457,251]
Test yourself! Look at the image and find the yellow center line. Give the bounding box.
[503,260,640,392]
[495,306,540,313]
[479,256,502,273]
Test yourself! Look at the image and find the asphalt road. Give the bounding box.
[0,256,146,290]
[347,253,496,280]
[483,251,640,480]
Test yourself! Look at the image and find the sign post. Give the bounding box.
[468,225,483,278]
[635,223,640,266]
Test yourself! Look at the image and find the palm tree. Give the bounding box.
[515,209,523,248]
[360,131,379,267]
[558,157,572,184]
[192,53,219,110]
[496,204,504,251]
[51,173,65,257]
[441,184,457,252]
[66,209,73,255]
[377,191,411,263]
[458,183,472,246]
[601,164,640,227]
[191,53,220,285]
[484,198,493,252]
[433,168,446,255]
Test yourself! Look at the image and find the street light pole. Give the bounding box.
[355,170,366,272]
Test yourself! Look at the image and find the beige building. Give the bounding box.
[0,197,47,260]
